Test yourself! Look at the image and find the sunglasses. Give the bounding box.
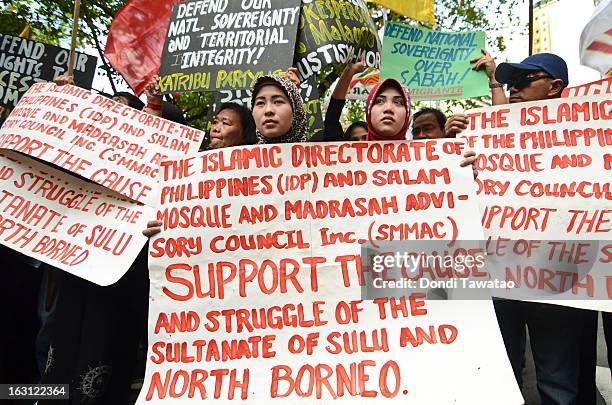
[507,74,552,91]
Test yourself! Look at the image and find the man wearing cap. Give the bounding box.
[446,51,569,135]
[446,52,593,405]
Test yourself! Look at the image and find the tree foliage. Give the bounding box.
[2,0,524,130]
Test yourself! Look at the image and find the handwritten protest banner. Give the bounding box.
[158,0,301,94]
[0,149,154,285]
[0,83,204,206]
[381,22,488,101]
[562,76,612,97]
[0,33,97,107]
[138,141,523,404]
[294,0,381,83]
[462,95,612,311]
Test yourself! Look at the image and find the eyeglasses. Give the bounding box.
[507,74,552,91]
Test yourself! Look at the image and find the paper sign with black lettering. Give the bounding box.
[461,95,612,311]
[0,33,97,107]
[0,149,154,286]
[0,83,205,206]
[381,22,488,101]
[158,0,301,94]
[294,0,382,82]
[137,141,523,404]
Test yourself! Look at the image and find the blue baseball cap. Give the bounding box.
[495,53,569,86]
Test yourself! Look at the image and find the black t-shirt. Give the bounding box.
[309,97,348,142]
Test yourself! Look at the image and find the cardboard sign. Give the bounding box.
[381,22,488,101]
[0,83,205,206]
[462,95,612,311]
[294,0,382,82]
[138,141,523,404]
[0,33,97,107]
[0,150,154,286]
[158,0,301,94]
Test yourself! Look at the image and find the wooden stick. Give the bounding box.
[67,0,82,77]
[529,0,534,56]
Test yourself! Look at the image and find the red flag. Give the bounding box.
[104,0,182,95]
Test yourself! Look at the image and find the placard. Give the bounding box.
[381,22,488,100]
[0,150,154,285]
[158,0,301,93]
[138,141,523,404]
[294,0,382,82]
[0,83,205,206]
[462,95,612,311]
[562,76,612,97]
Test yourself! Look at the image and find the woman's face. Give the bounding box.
[210,108,243,149]
[370,87,407,139]
[252,84,293,139]
[349,126,367,142]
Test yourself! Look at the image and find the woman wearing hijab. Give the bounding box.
[365,77,477,174]
[365,77,412,141]
[251,73,308,144]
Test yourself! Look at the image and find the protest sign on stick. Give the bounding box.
[67,0,82,77]
[0,33,97,107]
[158,0,301,94]
[0,83,205,206]
[0,149,154,286]
[138,141,523,404]
[294,0,382,84]
[462,95,612,311]
[381,22,488,101]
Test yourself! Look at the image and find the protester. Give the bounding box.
[311,59,367,142]
[411,108,447,139]
[448,51,593,405]
[112,91,145,110]
[345,121,368,141]
[251,73,308,144]
[365,78,411,141]
[209,102,257,149]
[0,246,42,387]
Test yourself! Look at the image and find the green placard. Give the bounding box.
[381,21,489,101]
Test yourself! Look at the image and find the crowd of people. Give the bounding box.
[0,41,610,405]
